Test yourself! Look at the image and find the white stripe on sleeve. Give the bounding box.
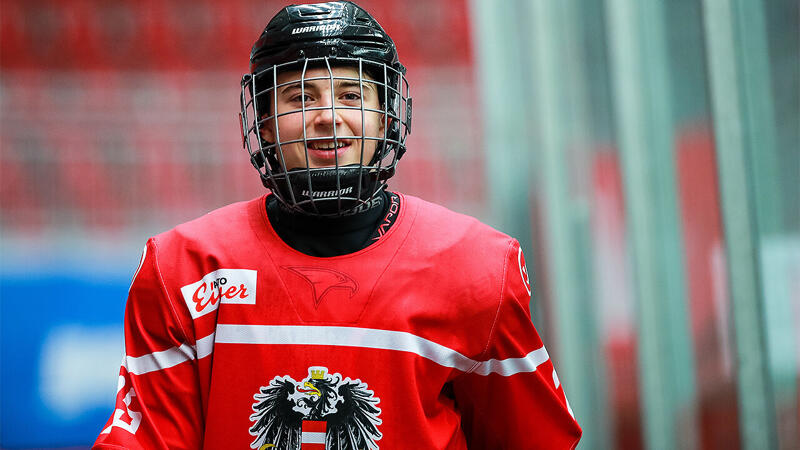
[124,331,215,375]
[471,346,550,376]
[125,342,197,375]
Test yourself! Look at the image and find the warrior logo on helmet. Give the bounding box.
[292,24,341,35]
[249,366,382,450]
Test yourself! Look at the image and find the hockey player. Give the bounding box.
[94,2,582,449]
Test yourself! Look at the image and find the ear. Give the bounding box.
[259,118,275,143]
[379,115,387,135]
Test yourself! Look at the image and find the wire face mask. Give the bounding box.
[240,56,411,216]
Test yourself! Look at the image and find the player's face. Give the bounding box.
[260,66,385,170]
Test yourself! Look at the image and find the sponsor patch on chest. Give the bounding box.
[180,269,257,319]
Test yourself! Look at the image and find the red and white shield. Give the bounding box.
[301,420,326,449]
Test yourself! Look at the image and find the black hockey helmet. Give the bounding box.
[239,1,412,216]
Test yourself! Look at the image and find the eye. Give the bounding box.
[289,93,313,103]
[341,92,362,101]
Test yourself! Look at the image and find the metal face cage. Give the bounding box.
[239,57,411,216]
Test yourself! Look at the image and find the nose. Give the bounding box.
[312,99,342,127]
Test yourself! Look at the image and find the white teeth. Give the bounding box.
[310,141,346,150]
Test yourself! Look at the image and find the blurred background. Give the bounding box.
[0,0,796,449]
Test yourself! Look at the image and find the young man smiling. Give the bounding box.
[94,2,582,449]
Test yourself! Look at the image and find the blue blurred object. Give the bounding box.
[0,271,129,448]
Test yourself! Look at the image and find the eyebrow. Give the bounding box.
[278,78,377,96]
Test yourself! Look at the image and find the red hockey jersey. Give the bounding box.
[94,194,581,450]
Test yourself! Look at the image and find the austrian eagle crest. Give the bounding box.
[249,366,382,449]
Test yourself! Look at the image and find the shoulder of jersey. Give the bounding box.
[152,196,263,248]
[401,195,518,309]
[404,194,513,249]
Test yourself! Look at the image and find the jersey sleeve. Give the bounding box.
[452,240,582,449]
[93,239,204,450]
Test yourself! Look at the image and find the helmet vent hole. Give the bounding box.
[297,8,336,18]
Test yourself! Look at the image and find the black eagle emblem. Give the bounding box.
[249,366,382,449]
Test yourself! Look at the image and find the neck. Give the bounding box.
[266,191,391,256]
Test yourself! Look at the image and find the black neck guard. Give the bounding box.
[266,190,399,257]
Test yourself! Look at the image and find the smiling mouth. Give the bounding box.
[308,139,350,150]
[307,139,353,160]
